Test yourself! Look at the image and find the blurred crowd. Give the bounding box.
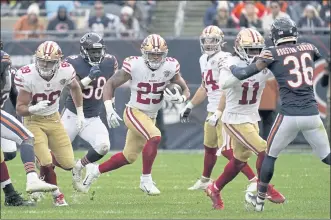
[204,0,330,35]
[1,0,156,39]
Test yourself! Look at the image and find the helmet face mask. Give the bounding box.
[200,26,224,55]
[141,34,168,70]
[80,33,105,66]
[234,28,265,63]
[35,41,63,80]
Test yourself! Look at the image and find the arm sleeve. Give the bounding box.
[14,71,31,92]
[175,59,180,75]
[122,57,132,74]
[312,45,322,61]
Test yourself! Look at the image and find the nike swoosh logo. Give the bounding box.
[83,176,89,186]
[143,185,150,194]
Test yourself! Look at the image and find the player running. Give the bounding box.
[180,26,257,192]
[80,34,190,195]
[204,28,285,210]
[15,41,85,206]
[62,32,118,192]
[1,40,58,206]
[229,18,330,211]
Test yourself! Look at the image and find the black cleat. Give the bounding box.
[5,191,36,207]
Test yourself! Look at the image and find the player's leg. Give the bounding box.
[1,138,17,161]
[219,127,257,187]
[1,111,57,193]
[253,115,298,211]
[42,113,73,206]
[0,150,34,206]
[301,115,330,165]
[188,114,218,190]
[124,107,161,195]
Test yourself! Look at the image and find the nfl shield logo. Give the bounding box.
[60,79,66,85]
[163,70,171,77]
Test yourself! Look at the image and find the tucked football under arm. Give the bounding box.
[170,73,190,100]
[103,68,132,102]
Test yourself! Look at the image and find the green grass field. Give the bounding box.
[1,151,330,219]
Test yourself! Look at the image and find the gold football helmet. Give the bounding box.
[200,25,225,55]
[234,28,265,62]
[35,41,63,79]
[141,34,168,69]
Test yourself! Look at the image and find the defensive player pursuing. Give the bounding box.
[15,41,85,206]
[228,18,330,211]
[80,34,190,195]
[204,28,285,210]
[180,25,257,191]
[62,32,118,192]
[1,40,58,206]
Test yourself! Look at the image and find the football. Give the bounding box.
[166,83,182,95]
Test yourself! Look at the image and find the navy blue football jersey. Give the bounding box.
[259,43,322,116]
[0,50,14,108]
[65,54,118,118]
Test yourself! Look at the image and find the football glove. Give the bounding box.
[88,65,101,80]
[104,100,122,128]
[163,88,187,104]
[180,101,194,123]
[28,100,50,114]
[76,106,85,130]
[206,110,222,127]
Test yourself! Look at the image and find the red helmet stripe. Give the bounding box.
[248,29,256,43]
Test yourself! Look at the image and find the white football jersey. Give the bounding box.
[122,56,179,118]
[220,56,273,124]
[199,51,231,113]
[15,62,76,116]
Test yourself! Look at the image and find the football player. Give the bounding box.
[180,25,257,191]
[1,40,58,206]
[229,18,330,211]
[62,32,118,192]
[15,41,85,206]
[80,34,190,195]
[204,28,285,210]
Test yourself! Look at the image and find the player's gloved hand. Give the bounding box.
[88,65,101,80]
[206,110,222,127]
[28,100,50,114]
[76,106,85,130]
[104,100,122,128]
[180,101,194,123]
[163,88,187,104]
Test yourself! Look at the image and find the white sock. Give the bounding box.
[76,160,84,169]
[1,179,11,189]
[249,176,258,182]
[27,172,39,182]
[141,174,152,181]
[257,196,265,203]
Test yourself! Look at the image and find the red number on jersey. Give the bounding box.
[238,82,259,105]
[137,82,165,104]
[20,66,31,74]
[61,62,70,68]
[32,90,61,105]
[204,69,219,91]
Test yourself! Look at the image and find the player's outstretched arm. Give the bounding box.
[170,73,190,101]
[230,59,267,81]
[103,69,131,102]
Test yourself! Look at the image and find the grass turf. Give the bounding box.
[1,151,330,219]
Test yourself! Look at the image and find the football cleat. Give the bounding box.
[205,183,224,210]
[188,178,212,190]
[53,193,68,207]
[72,161,83,191]
[29,192,45,202]
[245,180,258,193]
[26,178,58,193]
[139,175,160,195]
[267,184,286,204]
[5,191,35,207]
[80,163,100,193]
[245,192,264,212]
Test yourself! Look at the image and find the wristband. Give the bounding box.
[81,76,93,87]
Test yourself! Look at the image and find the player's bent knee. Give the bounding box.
[148,136,161,146]
[95,143,110,156]
[22,137,34,146]
[4,152,17,161]
[124,153,138,164]
[234,151,252,162]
